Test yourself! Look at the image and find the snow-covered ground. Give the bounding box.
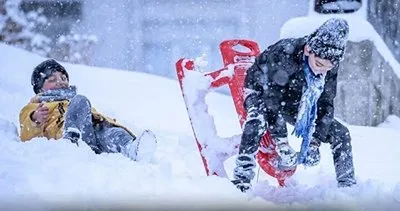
[1,43,400,210]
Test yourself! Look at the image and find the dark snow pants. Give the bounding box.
[63,95,135,154]
[238,103,356,185]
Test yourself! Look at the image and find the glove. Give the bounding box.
[232,154,256,193]
[303,138,321,167]
[231,179,251,193]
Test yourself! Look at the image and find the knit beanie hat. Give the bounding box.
[31,59,69,94]
[306,18,349,65]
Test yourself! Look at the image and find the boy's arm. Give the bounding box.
[314,69,338,142]
[238,50,270,154]
[242,41,288,141]
[246,40,288,139]
[19,103,45,141]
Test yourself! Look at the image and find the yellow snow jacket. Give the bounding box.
[19,97,135,142]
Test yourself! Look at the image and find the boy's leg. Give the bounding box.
[95,126,138,160]
[326,119,356,187]
[284,111,355,186]
[63,95,100,153]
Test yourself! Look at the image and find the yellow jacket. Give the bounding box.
[19,99,135,142]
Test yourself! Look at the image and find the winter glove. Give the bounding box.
[303,138,321,167]
[232,154,256,193]
[231,178,251,193]
[274,137,298,169]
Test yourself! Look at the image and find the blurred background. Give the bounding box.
[0,0,308,76]
[3,0,398,79]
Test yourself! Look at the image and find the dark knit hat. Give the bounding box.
[306,18,349,65]
[31,59,69,94]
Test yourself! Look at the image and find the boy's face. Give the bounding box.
[304,45,334,75]
[41,71,69,92]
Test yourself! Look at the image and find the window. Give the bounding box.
[314,0,362,14]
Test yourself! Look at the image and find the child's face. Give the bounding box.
[304,45,334,75]
[41,71,69,92]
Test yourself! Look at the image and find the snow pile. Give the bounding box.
[378,115,400,131]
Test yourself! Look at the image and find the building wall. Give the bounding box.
[367,0,400,63]
[336,40,400,126]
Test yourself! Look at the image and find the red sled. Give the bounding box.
[175,39,296,186]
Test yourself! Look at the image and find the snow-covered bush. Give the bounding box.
[52,33,98,65]
[0,0,51,56]
[0,0,97,64]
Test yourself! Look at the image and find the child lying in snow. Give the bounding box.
[19,59,156,161]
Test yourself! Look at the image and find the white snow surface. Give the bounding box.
[0,43,400,210]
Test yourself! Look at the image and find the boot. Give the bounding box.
[274,137,297,169]
[62,127,81,146]
[338,179,357,188]
[303,138,321,167]
[124,130,157,162]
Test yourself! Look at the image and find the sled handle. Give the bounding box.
[219,40,260,66]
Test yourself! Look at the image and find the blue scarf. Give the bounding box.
[293,56,326,164]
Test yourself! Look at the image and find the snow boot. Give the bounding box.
[125,129,157,162]
[338,179,357,188]
[62,127,81,146]
[274,137,298,169]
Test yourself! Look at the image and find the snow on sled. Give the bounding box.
[175,40,297,186]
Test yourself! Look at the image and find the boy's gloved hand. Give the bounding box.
[231,179,251,193]
[232,154,256,193]
[274,137,298,169]
[303,138,321,167]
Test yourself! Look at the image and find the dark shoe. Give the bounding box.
[63,127,81,146]
[303,140,321,167]
[338,179,356,188]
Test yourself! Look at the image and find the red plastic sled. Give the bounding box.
[175,40,296,186]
